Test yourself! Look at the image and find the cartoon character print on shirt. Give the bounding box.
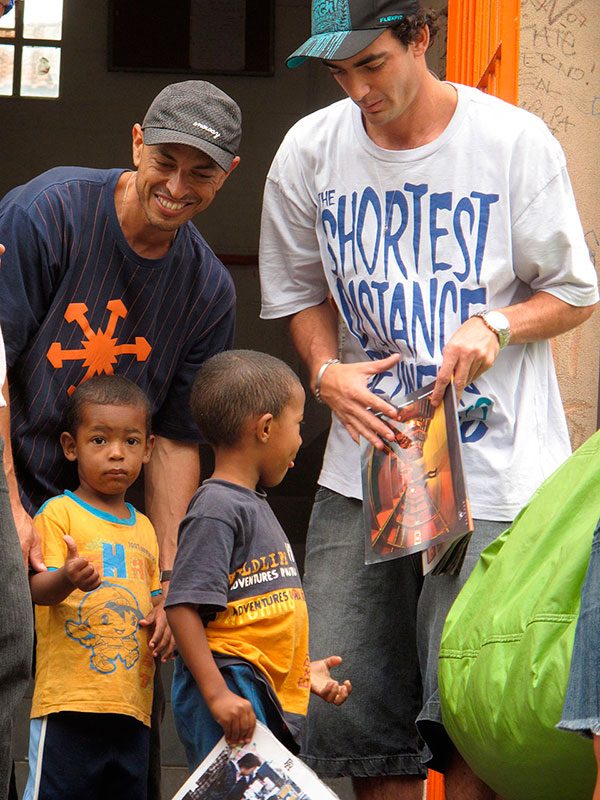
[319,182,496,443]
[46,299,151,396]
[65,582,144,674]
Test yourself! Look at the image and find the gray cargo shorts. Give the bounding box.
[301,486,507,778]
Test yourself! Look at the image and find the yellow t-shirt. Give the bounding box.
[31,491,160,726]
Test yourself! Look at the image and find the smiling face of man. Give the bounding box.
[131,124,238,233]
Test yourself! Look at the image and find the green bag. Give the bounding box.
[439,431,600,800]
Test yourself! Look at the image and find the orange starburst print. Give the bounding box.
[46,300,151,395]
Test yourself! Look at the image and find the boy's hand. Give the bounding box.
[140,599,176,662]
[63,534,101,592]
[310,655,352,706]
[208,687,256,746]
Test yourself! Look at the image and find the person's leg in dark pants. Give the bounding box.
[25,712,149,800]
[0,436,34,800]
[147,659,165,800]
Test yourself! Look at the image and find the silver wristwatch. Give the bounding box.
[473,310,511,349]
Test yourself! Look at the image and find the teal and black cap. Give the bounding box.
[287,0,422,68]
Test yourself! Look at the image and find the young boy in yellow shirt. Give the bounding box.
[25,374,171,800]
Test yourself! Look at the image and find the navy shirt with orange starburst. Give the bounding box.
[0,167,235,514]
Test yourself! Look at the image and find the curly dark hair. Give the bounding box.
[391,8,440,48]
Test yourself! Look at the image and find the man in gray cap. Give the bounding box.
[0,80,241,797]
[259,2,597,799]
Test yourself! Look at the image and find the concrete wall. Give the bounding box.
[2,4,595,440]
[519,0,600,447]
[5,1,596,796]
[0,0,343,255]
[3,4,449,797]
[2,4,350,797]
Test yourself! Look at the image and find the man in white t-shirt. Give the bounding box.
[259,1,598,798]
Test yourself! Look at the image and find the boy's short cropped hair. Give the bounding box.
[191,349,300,448]
[64,374,153,435]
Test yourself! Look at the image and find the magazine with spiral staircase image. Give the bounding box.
[361,380,473,574]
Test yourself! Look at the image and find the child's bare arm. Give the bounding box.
[310,655,352,706]
[139,594,176,662]
[29,534,101,605]
[167,603,256,745]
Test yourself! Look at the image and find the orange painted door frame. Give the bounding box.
[425,8,521,800]
[446,0,520,104]
[427,768,446,799]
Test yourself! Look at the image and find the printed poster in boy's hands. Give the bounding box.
[171,720,340,800]
[361,380,473,575]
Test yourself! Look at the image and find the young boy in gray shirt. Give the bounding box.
[165,350,351,769]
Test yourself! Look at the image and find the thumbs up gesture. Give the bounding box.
[63,534,101,592]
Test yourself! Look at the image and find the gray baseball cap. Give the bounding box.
[141,81,242,171]
[287,0,421,68]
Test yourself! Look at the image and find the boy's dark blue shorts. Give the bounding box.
[172,659,294,771]
[24,711,150,800]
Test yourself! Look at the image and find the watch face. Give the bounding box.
[485,311,510,334]
[483,311,510,348]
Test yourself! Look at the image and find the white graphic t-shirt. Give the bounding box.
[260,85,598,520]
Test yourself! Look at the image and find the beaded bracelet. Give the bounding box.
[314,358,341,403]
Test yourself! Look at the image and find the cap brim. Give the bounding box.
[286,28,385,68]
[142,127,234,171]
